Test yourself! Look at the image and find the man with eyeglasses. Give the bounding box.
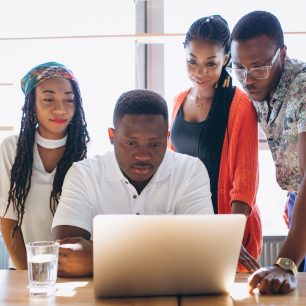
[227,48,280,84]
[230,11,306,295]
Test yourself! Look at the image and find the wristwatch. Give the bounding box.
[275,258,298,276]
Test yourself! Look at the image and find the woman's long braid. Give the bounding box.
[5,91,36,233]
[50,81,90,213]
[184,15,235,213]
[199,67,233,153]
[5,81,90,235]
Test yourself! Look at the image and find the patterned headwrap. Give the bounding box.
[21,61,78,97]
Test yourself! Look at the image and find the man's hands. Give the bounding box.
[239,244,261,272]
[248,265,297,294]
[57,237,93,277]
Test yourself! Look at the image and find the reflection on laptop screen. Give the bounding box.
[93,214,246,298]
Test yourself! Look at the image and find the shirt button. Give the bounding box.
[125,181,129,184]
[133,195,137,199]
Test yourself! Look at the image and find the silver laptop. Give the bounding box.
[93,214,246,298]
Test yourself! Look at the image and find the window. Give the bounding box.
[0,0,136,155]
[1,0,304,235]
[161,0,305,235]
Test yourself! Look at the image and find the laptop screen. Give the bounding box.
[93,214,246,298]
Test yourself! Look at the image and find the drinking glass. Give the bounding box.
[26,241,59,296]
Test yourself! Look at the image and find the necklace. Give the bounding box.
[192,95,213,109]
[195,98,205,109]
[190,89,213,109]
[35,130,67,149]
[190,91,202,108]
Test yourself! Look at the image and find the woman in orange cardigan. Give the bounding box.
[169,15,262,272]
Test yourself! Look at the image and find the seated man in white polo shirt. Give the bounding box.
[52,89,213,277]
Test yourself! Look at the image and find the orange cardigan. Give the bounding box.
[169,87,262,271]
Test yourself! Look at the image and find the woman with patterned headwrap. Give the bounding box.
[0,62,90,269]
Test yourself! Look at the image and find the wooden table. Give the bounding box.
[181,273,306,306]
[0,270,305,305]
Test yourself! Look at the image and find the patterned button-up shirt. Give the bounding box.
[253,57,306,192]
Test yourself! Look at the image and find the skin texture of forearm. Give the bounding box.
[231,201,260,272]
[231,201,251,216]
[279,132,306,265]
[278,175,306,265]
[0,218,27,269]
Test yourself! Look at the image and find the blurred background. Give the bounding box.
[1,0,305,244]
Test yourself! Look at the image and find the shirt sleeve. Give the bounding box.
[294,74,306,133]
[0,136,17,220]
[175,158,214,215]
[52,162,95,235]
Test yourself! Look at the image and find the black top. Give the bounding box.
[171,72,235,214]
[170,107,207,157]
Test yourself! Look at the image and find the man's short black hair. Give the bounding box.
[113,89,168,127]
[231,11,284,48]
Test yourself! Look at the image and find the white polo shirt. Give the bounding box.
[52,150,213,235]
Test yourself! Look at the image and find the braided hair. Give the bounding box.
[5,80,90,234]
[184,15,235,213]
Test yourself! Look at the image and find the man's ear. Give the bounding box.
[280,46,287,64]
[108,128,115,145]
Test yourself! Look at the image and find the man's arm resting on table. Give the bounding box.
[249,132,306,294]
[52,225,93,277]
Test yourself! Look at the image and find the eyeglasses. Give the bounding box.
[226,48,280,82]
